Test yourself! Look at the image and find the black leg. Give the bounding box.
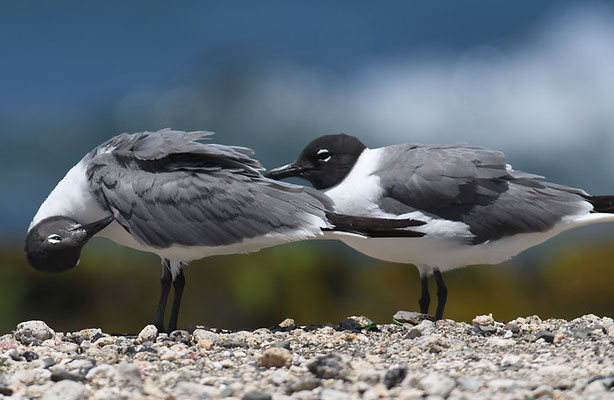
[434,269,447,320]
[418,275,430,314]
[154,260,172,332]
[168,268,185,333]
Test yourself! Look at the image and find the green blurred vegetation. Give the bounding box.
[1,235,613,334]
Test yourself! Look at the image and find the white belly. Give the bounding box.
[337,212,614,275]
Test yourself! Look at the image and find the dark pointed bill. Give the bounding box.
[74,215,115,238]
[264,163,302,180]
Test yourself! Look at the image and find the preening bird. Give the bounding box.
[266,133,614,320]
[25,129,425,332]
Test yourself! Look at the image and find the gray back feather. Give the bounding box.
[374,144,588,243]
[85,129,333,248]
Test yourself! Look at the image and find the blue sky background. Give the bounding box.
[2,1,614,236]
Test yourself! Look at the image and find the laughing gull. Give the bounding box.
[265,133,614,320]
[25,129,425,332]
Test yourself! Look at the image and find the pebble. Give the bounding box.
[243,391,272,400]
[338,315,374,330]
[472,313,495,326]
[420,372,456,397]
[257,347,292,368]
[535,330,555,343]
[1,315,611,399]
[383,365,407,389]
[393,310,432,325]
[137,325,158,343]
[14,320,55,345]
[306,354,349,379]
[278,318,296,328]
[286,377,321,393]
[41,380,85,400]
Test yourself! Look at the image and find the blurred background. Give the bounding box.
[1,1,614,334]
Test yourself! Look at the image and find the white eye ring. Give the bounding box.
[317,148,331,162]
[47,234,62,244]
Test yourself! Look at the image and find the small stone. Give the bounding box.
[384,366,407,389]
[42,380,85,400]
[415,320,435,335]
[458,377,482,392]
[286,377,321,393]
[278,318,296,328]
[406,328,422,339]
[535,330,555,343]
[243,391,272,400]
[257,347,292,368]
[22,351,39,362]
[50,367,85,382]
[419,372,456,397]
[532,384,554,398]
[14,320,55,345]
[137,325,158,344]
[174,381,220,398]
[505,322,520,333]
[270,340,291,350]
[472,314,494,326]
[193,329,219,344]
[42,356,57,368]
[393,311,432,325]
[584,377,614,394]
[306,354,349,379]
[169,330,191,345]
[339,315,374,330]
[116,361,142,386]
[76,328,103,342]
[607,325,614,338]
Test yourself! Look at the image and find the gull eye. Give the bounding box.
[316,149,331,162]
[47,234,62,244]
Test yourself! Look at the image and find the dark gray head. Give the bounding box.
[265,134,366,189]
[25,215,114,273]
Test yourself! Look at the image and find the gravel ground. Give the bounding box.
[1,313,613,400]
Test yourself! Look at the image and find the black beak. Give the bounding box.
[74,215,115,239]
[264,163,303,180]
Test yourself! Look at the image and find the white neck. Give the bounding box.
[29,159,108,231]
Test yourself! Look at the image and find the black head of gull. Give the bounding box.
[25,129,425,333]
[266,133,614,321]
[266,134,366,190]
[25,215,114,273]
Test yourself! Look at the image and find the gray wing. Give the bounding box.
[373,144,589,243]
[85,129,332,248]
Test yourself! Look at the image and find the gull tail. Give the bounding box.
[588,195,614,213]
[324,212,426,238]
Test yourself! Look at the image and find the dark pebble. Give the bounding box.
[22,351,39,362]
[169,330,191,345]
[270,340,291,350]
[307,354,348,379]
[384,366,407,389]
[536,330,555,343]
[50,367,86,382]
[505,323,520,334]
[286,377,321,393]
[0,386,13,396]
[406,328,423,339]
[243,391,272,400]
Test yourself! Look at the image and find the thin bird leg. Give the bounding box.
[168,269,185,333]
[154,260,172,332]
[434,269,447,320]
[418,274,430,314]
